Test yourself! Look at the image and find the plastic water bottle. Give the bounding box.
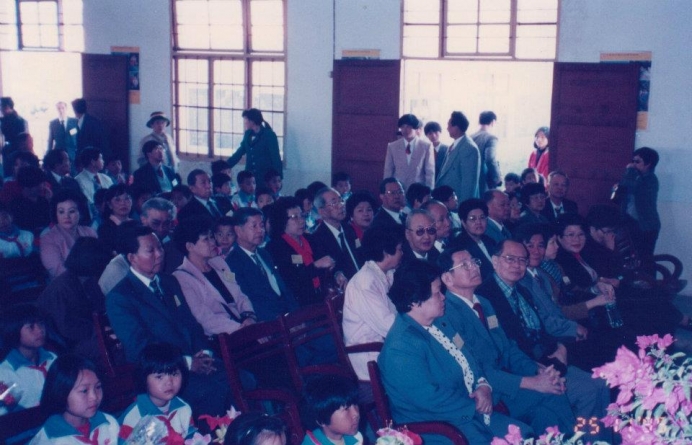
[605,302,624,328]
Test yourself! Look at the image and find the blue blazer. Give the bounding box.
[225,246,298,322]
[447,231,496,281]
[132,162,180,195]
[435,135,480,202]
[106,271,210,363]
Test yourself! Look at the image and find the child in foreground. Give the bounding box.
[118,343,196,442]
[30,354,119,444]
[300,375,363,445]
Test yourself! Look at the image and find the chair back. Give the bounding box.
[367,360,392,422]
[92,311,126,376]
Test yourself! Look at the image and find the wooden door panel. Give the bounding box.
[332,60,400,194]
[82,53,129,171]
[550,63,639,212]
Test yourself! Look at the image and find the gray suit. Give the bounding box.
[383,137,435,190]
[484,218,511,244]
[471,129,501,194]
[435,135,480,202]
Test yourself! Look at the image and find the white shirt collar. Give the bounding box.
[383,207,404,224]
[130,266,154,288]
[449,290,479,309]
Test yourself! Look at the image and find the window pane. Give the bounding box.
[176,1,210,24]
[37,1,56,23]
[404,0,440,25]
[19,2,38,24]
[479,0,510,23]
[515,24,556,59]
[39,23,58,47]
[178,25,211,49]
[176,0,244,51]
[62,0,82,24]
[178,58,209,83]
[478,24,509,53]
[447,24,477,53]
[251,60,285,115]
[250,0,283,52]
[209,1,242,50]
[447,0,478,24]
[403,24,439,58]
[213,59,246,158]
[517,0,558,22]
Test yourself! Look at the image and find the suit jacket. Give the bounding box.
[225,246,298,322]
[177,197,223,222]
[434,144,448,182]
[106,271,211,363]
[266,235,324,307]
[227,126,282,184]
[447,231,496,281]
[541,198,579,222]
[519,271,578,339]
[76,113,109,158]
[47,117,78,158]
[383,137,435,190]
[369,208,404,232]
[619,167,660,232]
[471,130,501,194]
[401,241,440,267]
[484,218,511,244]
[132,162,180,195]
[173,256,255,336]
[435,135,480,202]
[517,210,549,226]
[476,275,558,361]
[308,222,362,279]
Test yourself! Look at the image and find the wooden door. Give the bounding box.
[82,54,130,171]
[332,60,400,195]
[550,62,639,212]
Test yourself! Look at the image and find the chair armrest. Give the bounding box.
[344,342,383,354]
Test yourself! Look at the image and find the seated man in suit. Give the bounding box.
[226,207,298,321]
[476,240,610,434]
[402,209,439,265]
[177,169,224,221]
[448,198,496,281]
[484,190,513,243]
[106,226,231,416]
[308,187,362,284]
[379,260,532,445]
[74,147,113,213]
[383,113,435,191]
[370,177,407,231]
[421,200,452,253]
[438,247,576,436]
[132,140,180,195]
[542,171,578,222]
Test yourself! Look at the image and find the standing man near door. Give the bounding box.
[436,111,480,202]
[71,98,109,168]
[47,101,79,171]
[383,114,435,191]
[471,111,502,194]
[0,97,28,178]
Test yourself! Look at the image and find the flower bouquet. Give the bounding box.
[375,423,422,445]
[198,406,241,444]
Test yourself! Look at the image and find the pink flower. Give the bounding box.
[593,346,641,387]
[504,424,523,445]
[184,432,211,445]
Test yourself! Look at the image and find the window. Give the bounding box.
[0,0,83,51]
[173,0,286,159]
[403,0,558,60]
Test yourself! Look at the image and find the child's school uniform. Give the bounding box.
[0,226,34,258]
[29,411,119,445]
[301,429,363,445]
[230,192,258,211]
[118,394,195,443]
[0,348,57,415]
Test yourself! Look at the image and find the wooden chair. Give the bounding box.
[325,292,384,358]
[0,406,47,444]
[217,320,304,445]
[367,361,469,445]
[91,311,136,412]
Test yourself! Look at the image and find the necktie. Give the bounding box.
[473,302,488,329]
[60,120,65,130]
[338,231,348,252]
[93,175,101,190]
[150,277,164,302]
[405,143,411,155]
[207,200,221,218]
[157,166,164,178]
[252,253,268,278]
[501,225,512,239]
[399,213,406,225]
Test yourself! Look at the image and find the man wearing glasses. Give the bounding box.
[439,247,576,436]
[448,198,497,280]
[401,209,438,265]
[541,171,578,222]
[371,177,407,230]
[476,240,610,440]
[309,187,362,284]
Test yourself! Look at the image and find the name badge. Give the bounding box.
[69,128,78,136]
[173,295,182,307]
[487,315,499,329]
[171,178,179,187]
[223,270,235,282]
[355,239,361,249]
[453,333,464,349]
[562,276,571,285]
[291,255,304,265]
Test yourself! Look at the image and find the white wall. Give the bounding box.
[558,0,692,288]
[82,0,172,170]
[334,0,401,60]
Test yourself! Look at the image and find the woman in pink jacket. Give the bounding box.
[172,215,256,336]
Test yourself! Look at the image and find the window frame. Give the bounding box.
[1,0,67,50]
[171,0,287,161]
[401,0,560,62]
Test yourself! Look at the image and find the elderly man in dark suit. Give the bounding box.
[541,171,578,222]
[476,240,610,436]
[436,111,481,202]
[226,207,298,321]
[47,101,79,168]
[106,226,230,416]
[471,111,502,194]
[132,140,180,195]
[370,177,407,231]
[401,209,439,265]
[177,169,226,221]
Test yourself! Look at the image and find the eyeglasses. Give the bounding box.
[448,258,482,272]
[632,158,643,164]
[562,233,586,239]
[466,215,487,222]
[385,189,405,196]
[325,199,345,208]
[287,213,305,220]
[498,255,529,266]
[407,226,437,236]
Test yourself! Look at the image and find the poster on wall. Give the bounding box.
[600,51,651,130]
[111,46,140,104]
